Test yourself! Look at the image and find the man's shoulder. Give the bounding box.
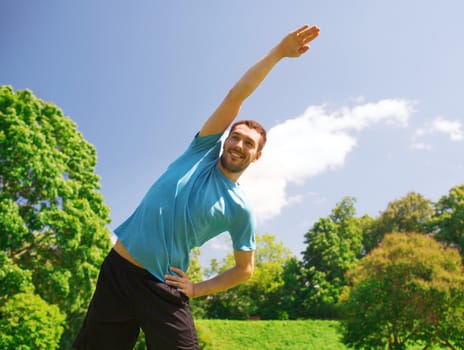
[190,132,224,150]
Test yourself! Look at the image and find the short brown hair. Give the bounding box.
[229,120,267,151]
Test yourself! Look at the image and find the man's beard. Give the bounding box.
[220,152,250,173]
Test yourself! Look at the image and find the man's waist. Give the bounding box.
[113,239,145,269]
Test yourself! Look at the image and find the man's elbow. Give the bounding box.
[234,250,254,283]
[239,264,254,282]
[226,85,249,104]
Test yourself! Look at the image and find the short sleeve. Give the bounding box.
[229,209,256,251]
[190,132,223,154]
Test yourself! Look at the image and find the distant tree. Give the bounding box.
[279,257,312,319]
[187,248,208,319]
[0,86,111,348]
[202,233,292,319]
[430,184,464,258]
[340,232,464,350]
[188,247,204,283]
[300,197,364,318]
[246,233,293,319]
[363,192,434,253]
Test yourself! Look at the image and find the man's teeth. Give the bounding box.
[231,151,243,158]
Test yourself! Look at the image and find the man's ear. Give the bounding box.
[253,150,262,162]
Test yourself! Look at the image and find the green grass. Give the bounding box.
[195,319,448,350]
[195,319,347,350]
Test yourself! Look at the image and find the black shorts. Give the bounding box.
[73,249,198,350]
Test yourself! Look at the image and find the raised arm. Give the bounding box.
[199,24,320,137]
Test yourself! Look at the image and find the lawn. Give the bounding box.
[195,319,448,350]
[195,319,347,350]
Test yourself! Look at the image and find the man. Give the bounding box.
[74,24,320,349]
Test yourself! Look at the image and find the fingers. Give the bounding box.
[164,273,184,289]
[293,24,309,34]
[169,266,186,277]
[164,267,186,283]
[298,46,310,55]
[296,25,320,45]
[279,24,320,58]
[164,267,194,297]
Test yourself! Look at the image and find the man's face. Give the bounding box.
[220,124,262,173]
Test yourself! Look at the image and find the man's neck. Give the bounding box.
[216,160,242,183]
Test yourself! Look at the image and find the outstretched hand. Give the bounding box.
[165,267,195,298]
[277,25,320,58]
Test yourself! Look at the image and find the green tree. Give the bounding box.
[0,293,66,350]
[430,184,464,258]
[279,257,310,319]
[340,232,464,350]
[188,248,208,319]
[363,192,434,253]
[246,233,293,319]
[202,233,292,319]
[188,247,205,283]
[0,253,66,349]
[0,251,34,302]
[0,86,111,348]
[301,197,364,318]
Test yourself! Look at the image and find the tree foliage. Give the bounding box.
[340,232,464,350]
[0,251,34,302]
[430,184,464,258]
[300,197,364,318]
[0,293,66,350]
[0,86,111,348]
[187,248,208,319]
[200,233,292,319]
[3,85,464,349]
[363,192,434,253]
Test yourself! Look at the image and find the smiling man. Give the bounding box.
[74,24,320,350]
[220,120,266,177]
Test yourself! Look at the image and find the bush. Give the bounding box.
[0,293,66,350]
[340,232,464,349]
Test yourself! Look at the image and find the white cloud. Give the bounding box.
[413,117,463,145]
[411,142,432,151]
[206,235,230,251]
[432,117,463,141]
[240,98,415,223]
[351,96,366,104]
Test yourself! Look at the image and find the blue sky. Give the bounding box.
[2,1,463,265]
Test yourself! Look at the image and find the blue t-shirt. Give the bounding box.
[114,133,256,281]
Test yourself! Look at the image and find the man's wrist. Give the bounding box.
[270,45,286,61]
[191,283,197,298]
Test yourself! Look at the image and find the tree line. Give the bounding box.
[188,192,463,349]
[1,87,463,349]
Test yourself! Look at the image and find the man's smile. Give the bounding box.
[229,149,245,159]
